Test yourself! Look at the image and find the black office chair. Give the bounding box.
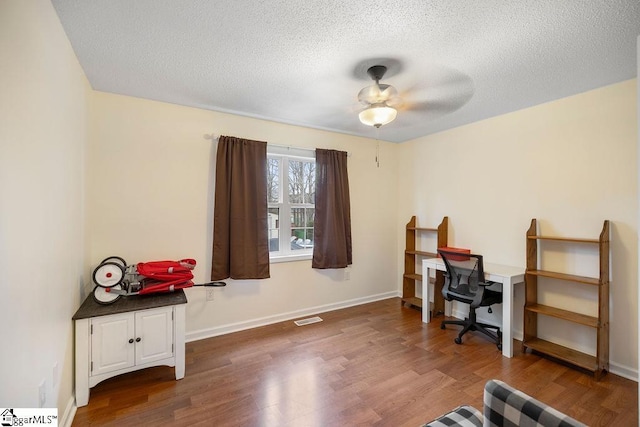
[438,249,503,350]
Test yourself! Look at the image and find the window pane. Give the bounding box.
[291,230,302,250]
[291,228,304,241]
[291,208,305,227]
[306,208,314,226]
[288,160,315,204]
[267,158,280,203]
[305,229,314,244]
[291,229,313,250]
[303,161,315,204]
[268,207,279,252]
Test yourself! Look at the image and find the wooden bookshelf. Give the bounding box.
[522,218,609,380]
[401,216,448,317]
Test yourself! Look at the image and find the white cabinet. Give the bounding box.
[90,307,174,377]
[90,312,135,376]
[134,308,175,365]
[73,291,187,407]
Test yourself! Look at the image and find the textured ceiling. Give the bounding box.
[51,1,639,143]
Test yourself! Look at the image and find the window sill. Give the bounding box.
[270,253,313,263]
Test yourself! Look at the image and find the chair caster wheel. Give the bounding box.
[454,337,462,345]
[440,323,446,330]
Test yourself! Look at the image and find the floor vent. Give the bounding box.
[294,316,323,326]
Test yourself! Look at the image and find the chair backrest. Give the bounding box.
[438,249,486,305]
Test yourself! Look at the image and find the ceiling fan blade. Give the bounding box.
[385,95,404,109]
[399,82,474,114]
[357,84,381,104]
[358,83,400,105]
[400,100,454,113]
[378,84,397,99]
[393,65,475,112]
[407,96,474,117]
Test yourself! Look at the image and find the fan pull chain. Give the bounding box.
[375,127,380,168]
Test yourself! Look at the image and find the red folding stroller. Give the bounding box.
[92,256,225,304]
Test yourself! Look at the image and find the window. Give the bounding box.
[267,148,315,261]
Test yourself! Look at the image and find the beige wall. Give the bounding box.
[0,0,89,416]
[397,79,638,378]
[88,92,400,338]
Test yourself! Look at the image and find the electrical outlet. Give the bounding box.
[344,269,351,281]
[38,380,46,408]
[206,288,215,301]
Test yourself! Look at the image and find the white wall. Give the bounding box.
[398,79,638,378]
[87,92,399,339]
[0,0,89,416]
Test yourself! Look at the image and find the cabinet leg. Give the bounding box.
[76,387,89,407]
[174,305,186,380]
[75,318,90,406]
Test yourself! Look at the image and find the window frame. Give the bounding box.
[267,147,316,263]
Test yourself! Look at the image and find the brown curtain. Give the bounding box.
[211,136,270,280]
[312,149,352,269]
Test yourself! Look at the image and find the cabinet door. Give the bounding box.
[91,313,135,376]
[135,307,174,365]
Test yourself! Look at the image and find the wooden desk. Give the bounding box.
[422,257,524,358]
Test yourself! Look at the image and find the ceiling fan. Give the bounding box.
[354,60,475,130]
[357,65,402,128]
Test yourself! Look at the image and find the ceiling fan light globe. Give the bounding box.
[359,105,397,127]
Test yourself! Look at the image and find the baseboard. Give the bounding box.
[451,309,638,382]
[186,291,398,342]
[609,362,638,381]
[59,396,76,427]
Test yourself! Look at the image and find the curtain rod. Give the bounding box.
[204,134,351,156]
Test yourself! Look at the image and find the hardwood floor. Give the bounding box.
[72,298,638,426]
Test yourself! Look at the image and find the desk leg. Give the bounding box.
[433,271,445,317]
[502,278,513,358]
[422,265,432,323]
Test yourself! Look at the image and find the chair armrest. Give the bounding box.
[479,280,498,287]
[424,405,482,427]
[483,380,586,427]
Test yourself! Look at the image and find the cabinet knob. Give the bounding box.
[135,337,141,342]
[128,339,134,344]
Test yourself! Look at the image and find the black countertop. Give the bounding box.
[73,289,188,320]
